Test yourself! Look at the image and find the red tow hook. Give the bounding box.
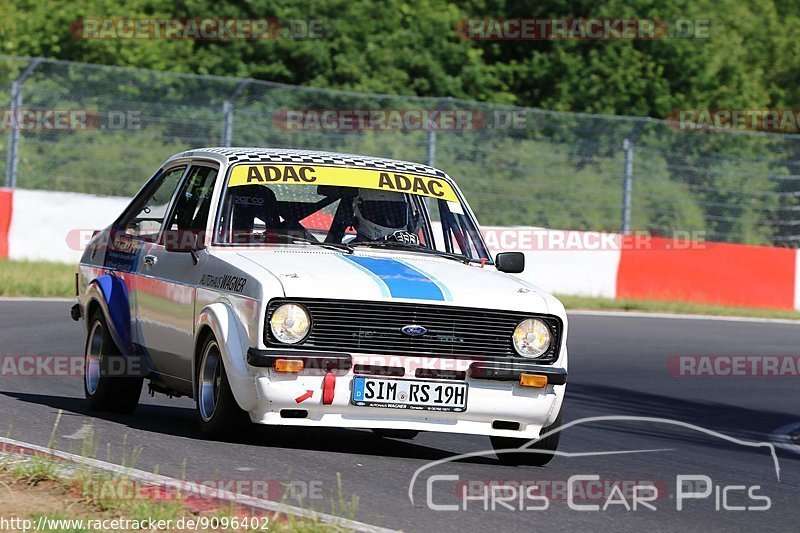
[322,371,336,405]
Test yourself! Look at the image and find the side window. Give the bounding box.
[122,166,186,241]
[425,197,485,260]
[425,196,453,252]
[165,165,218,237]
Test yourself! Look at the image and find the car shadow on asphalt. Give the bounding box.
[565,382,800,462]
[1,391,498,465]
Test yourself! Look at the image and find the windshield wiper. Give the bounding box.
[351,241,472,264]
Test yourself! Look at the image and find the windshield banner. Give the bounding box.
[228,164,459,202]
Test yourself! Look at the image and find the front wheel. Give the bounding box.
[195,335,250,439]
[84,310,143,414]
[491,411,563,467]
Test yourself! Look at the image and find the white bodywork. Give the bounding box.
[77,148,568,439]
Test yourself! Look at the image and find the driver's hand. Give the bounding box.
[383,230,421,245]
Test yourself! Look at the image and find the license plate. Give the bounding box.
[351,377,468,412]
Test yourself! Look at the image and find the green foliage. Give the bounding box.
[20,128,189,196]
[2,0,798,117]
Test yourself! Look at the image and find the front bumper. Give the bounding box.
[244,348,567,438]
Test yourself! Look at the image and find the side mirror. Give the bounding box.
[164,231,205,264]
[495,252,524,274]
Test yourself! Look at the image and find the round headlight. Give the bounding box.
[269,304,311,344]
[512,318,552,358]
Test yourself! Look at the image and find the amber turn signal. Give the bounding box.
[274,359,304,373]
[519,373,548,388]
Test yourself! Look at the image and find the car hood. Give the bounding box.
[236,249,552,314]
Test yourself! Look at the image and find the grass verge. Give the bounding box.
[0,454,354,533]
[0,260,75,297]
[0,416,360,532]
[558,294,800,320]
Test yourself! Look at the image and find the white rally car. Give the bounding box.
[73,148,568,465]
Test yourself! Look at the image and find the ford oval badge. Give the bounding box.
[401,324,427,337]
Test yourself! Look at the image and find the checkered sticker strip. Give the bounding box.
[184,147,447,178]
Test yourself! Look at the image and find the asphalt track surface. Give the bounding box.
[1,300,798,532]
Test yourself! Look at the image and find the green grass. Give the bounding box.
[0,260,75,297]
[558,294,800,320]
[8,454,62,485]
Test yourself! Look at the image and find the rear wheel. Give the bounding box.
[491,411,563,467]
[195,334,250,439]
[84,310,143,414]
[371,429,420,440]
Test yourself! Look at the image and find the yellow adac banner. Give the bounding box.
[228,164,459,202]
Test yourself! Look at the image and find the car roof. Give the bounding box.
[168,147,448,179]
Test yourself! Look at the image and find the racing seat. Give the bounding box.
[230,185,280,243]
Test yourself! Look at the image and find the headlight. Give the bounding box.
[512,318,552,358]
[269,304,311,344]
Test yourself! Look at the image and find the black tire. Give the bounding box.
[372,429,420,440]
[84,309,143,414]
[490,411,563,467]
[195,334,250,439]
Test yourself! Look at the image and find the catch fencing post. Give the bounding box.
[5,58,42,188]
[621,138,634,235]
[426,98,452,167]
[426,128,436,167]
[220,78,252,147]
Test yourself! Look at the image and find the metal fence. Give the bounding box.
[2,55,800,246]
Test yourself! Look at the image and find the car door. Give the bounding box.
[135,163,219,393]
[110,165,188,355]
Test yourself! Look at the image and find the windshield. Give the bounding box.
[215,163,490,261]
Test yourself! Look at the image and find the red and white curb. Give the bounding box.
[0,435,398,533]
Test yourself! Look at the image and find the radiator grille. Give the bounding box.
[265,298,561,363]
